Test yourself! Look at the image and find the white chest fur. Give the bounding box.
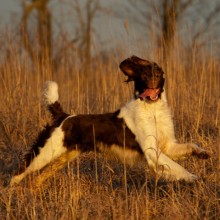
[118,93,176,152]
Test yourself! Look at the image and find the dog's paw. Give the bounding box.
[195,149,211,159]
[160,168,198,183]
[189,143,211,159]
[181,173,198,182]
[9,174,24,186]
[167,173,198,183]
[169,169,198,182]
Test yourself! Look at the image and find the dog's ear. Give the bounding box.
[119,56,151,82]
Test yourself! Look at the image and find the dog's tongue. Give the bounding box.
[139,88,160,101]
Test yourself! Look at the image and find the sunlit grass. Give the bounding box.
[0,34,219,219]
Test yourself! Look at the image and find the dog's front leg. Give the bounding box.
[164,143,211,161]
[138,136,198,182]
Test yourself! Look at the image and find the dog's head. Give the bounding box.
[120,56,165,101]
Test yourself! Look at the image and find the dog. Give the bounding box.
[10,56,210,186]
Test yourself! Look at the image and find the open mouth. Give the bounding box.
[139,88,160,101]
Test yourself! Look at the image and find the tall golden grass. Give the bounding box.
[0,33,219,219]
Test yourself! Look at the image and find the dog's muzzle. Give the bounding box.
[138,88,160,101]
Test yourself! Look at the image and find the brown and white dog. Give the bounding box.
[10,56,210,186]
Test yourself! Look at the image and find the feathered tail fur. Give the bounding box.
[42,81,69,124]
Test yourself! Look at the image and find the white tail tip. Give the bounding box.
[42,81,59,105]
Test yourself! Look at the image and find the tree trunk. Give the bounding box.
[161,0,178,62]
[21,0,53,76]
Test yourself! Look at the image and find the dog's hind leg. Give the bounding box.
[10,126,67,186]
[34,150,80,187]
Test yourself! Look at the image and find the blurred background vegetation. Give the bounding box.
[1,0,220,73]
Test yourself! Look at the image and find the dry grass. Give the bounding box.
[0,35,219,220]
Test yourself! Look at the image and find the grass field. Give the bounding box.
[0,37,219,219]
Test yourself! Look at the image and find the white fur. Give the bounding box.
[42,81,59,105]
[10,126,67,185]
[118,92,198,181]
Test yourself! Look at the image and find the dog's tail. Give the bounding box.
[42,81,69,124]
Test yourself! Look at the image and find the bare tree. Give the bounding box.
[72,0,101,73]
[21,0,52,70]
[123,0,220,61]
[20,0,101,74]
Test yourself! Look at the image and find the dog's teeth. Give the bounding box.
[150,95,158,101]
